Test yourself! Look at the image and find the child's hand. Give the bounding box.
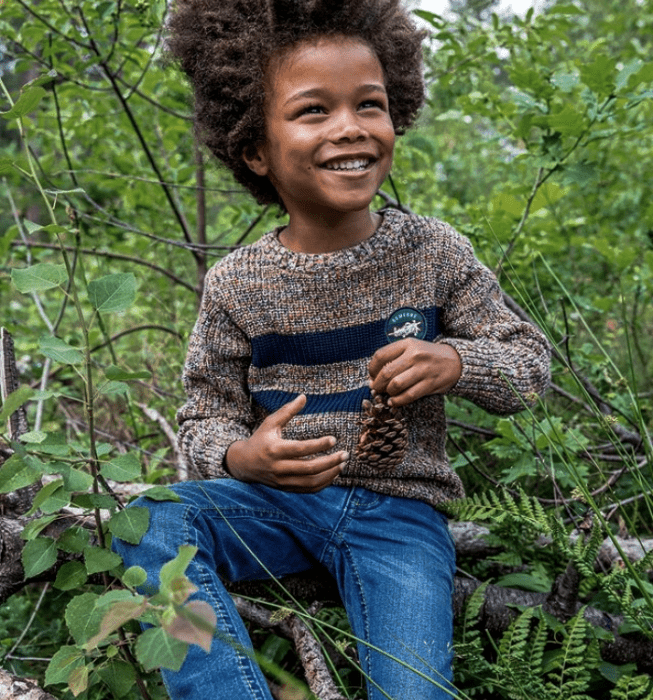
[225,395,347,492]
[368,339,462,407]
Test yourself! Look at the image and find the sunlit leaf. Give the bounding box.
[107,506,149,544]
[22,537,57,578]
[39,336,84,365]
[11,263,68,292]
[135,626,188,671]
[45,646,85,686]
[101,452,141,482]
[87,272,136,312]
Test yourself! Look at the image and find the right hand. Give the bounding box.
[225,394,347,493]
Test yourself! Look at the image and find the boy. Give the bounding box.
[114,1,550,698]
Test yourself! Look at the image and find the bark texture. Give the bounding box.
[0,669,58,700]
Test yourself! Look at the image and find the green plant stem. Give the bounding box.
[1,74,107,550]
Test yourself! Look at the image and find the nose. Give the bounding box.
[330,108,367,142]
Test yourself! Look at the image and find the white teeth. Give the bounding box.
[324,159,370,171]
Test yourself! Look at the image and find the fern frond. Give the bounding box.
[609,673,653,700]
[545,608,593,699]
[460,582,488,645]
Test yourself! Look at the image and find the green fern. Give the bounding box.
[543,608,595,700]
[448,487,554,536]
[609,673,653,699]
[495,608,553,699]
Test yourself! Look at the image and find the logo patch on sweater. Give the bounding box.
[385,308,427,343]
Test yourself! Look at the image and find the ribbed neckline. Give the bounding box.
[257,208,405,273]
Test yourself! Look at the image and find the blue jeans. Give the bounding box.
[113,481,457,699]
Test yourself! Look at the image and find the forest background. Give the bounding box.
[1,0,653,698]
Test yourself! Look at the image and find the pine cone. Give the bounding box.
[356,391,408,471]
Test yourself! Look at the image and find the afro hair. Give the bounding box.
[167,0,426,207]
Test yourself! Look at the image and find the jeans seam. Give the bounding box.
[340,542,373,693]
[184,504,271,699]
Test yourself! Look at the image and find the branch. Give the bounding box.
[233,597,346,700]
[0,669,58,700]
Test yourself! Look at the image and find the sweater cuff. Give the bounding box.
[437,338,531,410]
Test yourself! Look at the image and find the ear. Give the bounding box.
[242,144,269,177]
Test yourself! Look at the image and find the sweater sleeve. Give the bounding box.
[176,268,254,479]
[436,227,550,414]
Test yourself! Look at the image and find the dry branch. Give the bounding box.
[0,669,58,700]
[234,597,346,700]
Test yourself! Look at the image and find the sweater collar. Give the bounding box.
[259,208,406,273]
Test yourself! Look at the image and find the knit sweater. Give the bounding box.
[176,209,550,507]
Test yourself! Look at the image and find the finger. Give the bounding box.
[384,379,433,407]
[278,461,345,493]
[280,435,339,458]
[370,353,414,394]
[275,450,349,477]
[368,342,407,379]
[266,394,307,428]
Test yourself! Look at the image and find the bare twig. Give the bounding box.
[233,597,346,700]
[137,403,188,480]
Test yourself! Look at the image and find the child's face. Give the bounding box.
[245,36,395,221]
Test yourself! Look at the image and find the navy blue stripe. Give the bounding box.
[251,306,441,368]
[252,387,371,415]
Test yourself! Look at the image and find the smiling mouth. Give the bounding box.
[322,158,373,172]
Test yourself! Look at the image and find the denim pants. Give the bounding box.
[113,480,457,699]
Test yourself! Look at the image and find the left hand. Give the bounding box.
[368,339,462,407]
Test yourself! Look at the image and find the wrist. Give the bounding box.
[225,440,248,480]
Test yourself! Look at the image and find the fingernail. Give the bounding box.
[341,452,349,461]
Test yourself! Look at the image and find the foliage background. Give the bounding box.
[1,0,652,697]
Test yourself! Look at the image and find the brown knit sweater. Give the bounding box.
[177,209,550,507]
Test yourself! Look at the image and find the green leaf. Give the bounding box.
[20,514,58,541]
[68,664,89,697]
[11,263,68,292]
[39,336,84,365]
[107,507,149,545]
[65,593,101,645]
[87,273,136,312]
[143,485,181,502]
[60,466,94,492]
[135,626,188,671]
[122,565,148,588]
[27,479,70,515]
[99,380,129,396]
[579,53,617,98]
[1,86,47,119]
[105,365,152,381]
[57,526,91,554]
[54,561,88,591]
[0,453,42,493]
[0,154,15,173]
[544,103,587,137]
[22,537,57,578]
[0,385,34,425]
[72,493,119,511]
[159,545,198,594]
[85,597,147,651]
[45,646,85,686]
[19,430,48,443]
[97,660,136,698]
[101,453,141,482]
[84,546,123,574]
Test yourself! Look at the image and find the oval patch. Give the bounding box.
[385,307,428,343]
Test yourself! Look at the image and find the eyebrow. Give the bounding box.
[284,83,387,107]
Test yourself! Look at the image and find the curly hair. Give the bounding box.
[167,0,426,207]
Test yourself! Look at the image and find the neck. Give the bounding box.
[279,209,381,254]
